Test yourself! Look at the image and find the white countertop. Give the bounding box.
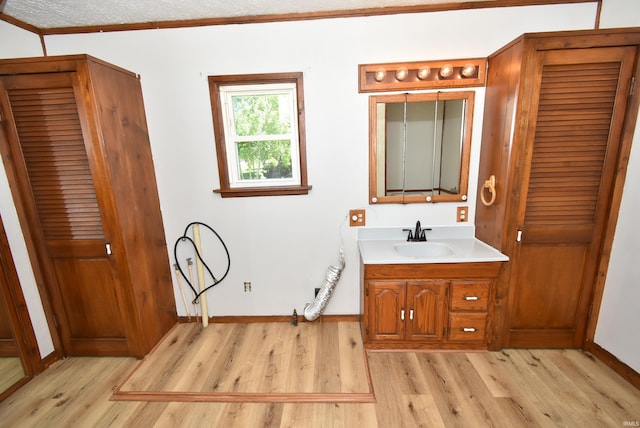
[358,226,509,265]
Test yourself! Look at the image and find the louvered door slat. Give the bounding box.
[524,62,619,226]
[8,87,104,240]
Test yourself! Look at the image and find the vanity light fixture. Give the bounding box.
[417,66,431,80]
[358,57,487,92]
[461,63,477,77]
[395,66,409,81]
[439,64,454,78]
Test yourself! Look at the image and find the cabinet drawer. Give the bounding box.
[448,313,487,342]
[450,282,489,311]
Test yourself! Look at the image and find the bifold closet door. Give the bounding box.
[0,72,129,356]
[505,46,637,348]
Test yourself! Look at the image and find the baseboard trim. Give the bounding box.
[588,342,640,390]
[177,314,360,324]
[39,350,61,373]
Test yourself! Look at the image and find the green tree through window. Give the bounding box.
[232,93,293,180]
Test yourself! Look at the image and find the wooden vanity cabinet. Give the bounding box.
[448,280,490,342]
[475,28,640,350]
[0,55,177,358]
[368,279,446,343]
[362,262,502,350]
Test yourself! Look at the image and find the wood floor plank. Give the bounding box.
[198,323,250,392]
[280,402,378,428]
[337,321,369,393]
[285,324,316,393]
[313,322,342,393]
[466,351,514,398]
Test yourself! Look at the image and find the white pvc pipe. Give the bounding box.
[193,224,208,327]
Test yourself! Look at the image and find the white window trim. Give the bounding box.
[219,83,301,189]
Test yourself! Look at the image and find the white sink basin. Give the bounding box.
[393,241,454,258]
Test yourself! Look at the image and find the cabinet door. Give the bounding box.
[406,280,446,341]
[0,73,128,355]
[507,46,637,348]
[368,281,405,341]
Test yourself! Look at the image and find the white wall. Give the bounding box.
[593,0,640,374]
[0,21,53,357]
[2,2,637,371]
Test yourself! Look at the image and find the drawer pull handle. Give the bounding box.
[401,309,405,321]
[462,327,477,332]
[464,296,479,301]
[410,308,414,320]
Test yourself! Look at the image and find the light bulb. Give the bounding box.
[395,67,408,81]
[417,66,431,80]
[461,63,476,77]
[439,64,454,78]
[374,68,386,82]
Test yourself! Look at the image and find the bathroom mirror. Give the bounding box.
[0,216,36,402]
[0,285,26,399]
[369,91,474,204]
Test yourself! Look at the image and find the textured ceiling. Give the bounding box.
[0,0,486,30]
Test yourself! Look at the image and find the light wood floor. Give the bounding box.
[1,322,639,427]
[114,322,373,402]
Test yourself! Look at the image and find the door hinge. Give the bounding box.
[365,287,368,297]
[365,327,369,335]
[587,303,593,319]
[630,77,636,97]
[52,314,59,328]
[0,110,3,122]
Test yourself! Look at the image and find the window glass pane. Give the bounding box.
[236,140,293,180]
[232,93,292,136]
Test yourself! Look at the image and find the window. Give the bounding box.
[209,73,311,197]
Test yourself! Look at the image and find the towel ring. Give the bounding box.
[480,175,497,206]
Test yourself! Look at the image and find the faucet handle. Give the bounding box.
[402,228,414,241]
[419,228,432,241]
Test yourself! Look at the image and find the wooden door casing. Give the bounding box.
[505,46,638,348]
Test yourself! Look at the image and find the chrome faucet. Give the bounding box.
[403,221,430,242]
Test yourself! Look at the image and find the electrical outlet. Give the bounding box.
[349,209,366,227]
[457,206,468,222]
[244,281,252,292]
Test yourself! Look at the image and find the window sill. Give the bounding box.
[213,185,312,198]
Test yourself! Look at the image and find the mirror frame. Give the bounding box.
[368,90,475,204]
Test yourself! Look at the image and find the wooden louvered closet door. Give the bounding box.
[506,46,637,348]
[0,72,128,355]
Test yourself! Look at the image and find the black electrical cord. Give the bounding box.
[173,221,230,303]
